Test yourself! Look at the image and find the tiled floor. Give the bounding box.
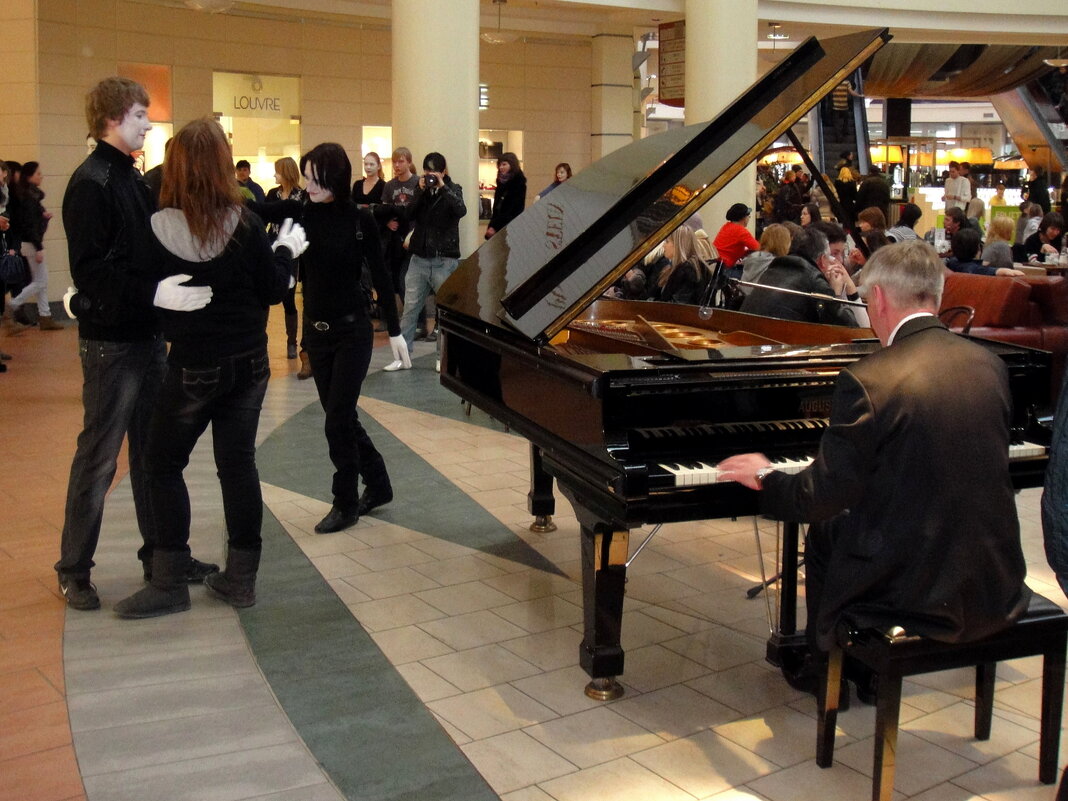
[1,306,1067,801]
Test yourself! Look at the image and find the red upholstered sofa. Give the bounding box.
[939,272,1068,409]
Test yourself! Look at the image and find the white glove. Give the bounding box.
[153,273,212,312]
[63,286,77,319]
[389,335,412,368]
[272,218,309,258]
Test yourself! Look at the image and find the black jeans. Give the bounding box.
[305,315,390,511]
[57,337,166,578]
[145,349,270,554]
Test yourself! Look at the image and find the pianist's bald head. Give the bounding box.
[859,240,944,314]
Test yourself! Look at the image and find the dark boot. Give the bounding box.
[314,505,358,534]
[358,484,393,516]
[142,555,219,583]
[284,312,299,359]
[114,551,191,619]
[204,547,260,608]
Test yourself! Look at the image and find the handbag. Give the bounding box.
[0,234,29,286]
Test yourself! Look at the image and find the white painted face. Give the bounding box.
[364,157,380,177]
[114,103,152,154]
[303,163,333,203]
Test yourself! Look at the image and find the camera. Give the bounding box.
[425,173,439,188]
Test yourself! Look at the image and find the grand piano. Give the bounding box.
[436,29,1052,699]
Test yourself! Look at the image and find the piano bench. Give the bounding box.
[815,592,1068,801]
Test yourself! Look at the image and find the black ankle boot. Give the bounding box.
[116,551,192,619]
[357,486,393,516]
[314,505,358,534]
[204,547,260,607]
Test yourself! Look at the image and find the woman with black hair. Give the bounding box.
[886,202,922,243]
[485,151,526,239]
[253,143,408,534]
[9,161,62,330]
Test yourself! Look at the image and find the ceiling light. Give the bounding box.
[481,0,517,46]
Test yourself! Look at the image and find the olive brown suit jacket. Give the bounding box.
[761,315,1031,650]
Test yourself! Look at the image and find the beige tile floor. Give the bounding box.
[3,306,1067,800]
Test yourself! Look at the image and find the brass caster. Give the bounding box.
[585,677,624,701]
[529,515,557,533]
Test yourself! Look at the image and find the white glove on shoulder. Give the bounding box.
[272,218,309,258]
[63,286,78,319]
[389,335,412,368]
[154,273,213,312]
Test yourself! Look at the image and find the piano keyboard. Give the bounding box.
[657,441,1047,488]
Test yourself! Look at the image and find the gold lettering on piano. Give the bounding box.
[800,398,833,417]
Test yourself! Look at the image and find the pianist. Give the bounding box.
[719,240,1031,698]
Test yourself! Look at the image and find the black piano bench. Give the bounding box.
[815,592,1068,801]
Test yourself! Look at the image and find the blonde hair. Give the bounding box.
[273,157,301,193]
[759,224,791,257]
[986,214,1014,244]
[659,226,710,288]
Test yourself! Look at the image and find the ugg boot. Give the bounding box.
[297,350,313,380]
[114,551,191,619]
[284,312,298,359]
[204,547,260,608]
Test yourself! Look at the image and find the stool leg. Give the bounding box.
[1057,765,1068,801]
[1040,637,1067,784]
[817,647,843,768]
[872,669,902,801]
[974,662,995,740]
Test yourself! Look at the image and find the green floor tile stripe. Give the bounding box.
[362,352,517,433]
[256,377,562,575]
[241,509,499,801]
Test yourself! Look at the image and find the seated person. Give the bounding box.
[647,226,713,305]
[886,202,922,243]
[981,214,1016,272]
[946,228,1023,276]
[738,223,791,292]
[720,240,1032,699]
[712,202,761,276]
[739,226,858,327]
[1024,212,1065,262]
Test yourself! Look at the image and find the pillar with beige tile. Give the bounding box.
[684,0,758,232]
[391,0,480,256]
[590,27,633,161]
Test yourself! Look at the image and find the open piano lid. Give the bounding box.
[436,29,890,345]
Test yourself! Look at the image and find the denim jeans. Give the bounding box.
[305,316,389,511]
[144,349,270,554]
[56,336,166,578]
[399,254,458,353]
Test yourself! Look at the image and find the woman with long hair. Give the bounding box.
[267,156,306,360]
[982,214,1016,271]
[352,151,385,207]
[114,118,303,618]
[253,143,407,534]
[650,225,713,305]
[8,161,62,330]
[485,151,526,239]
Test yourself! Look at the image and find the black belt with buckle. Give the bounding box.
[311,312,359,332]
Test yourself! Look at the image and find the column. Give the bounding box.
[590,28,633,161]
[684,0,758,233]
[392,0,480,256]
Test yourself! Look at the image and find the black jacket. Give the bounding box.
[62,140,159,342]
[739,255,858,327]
[407,179,466,259]
[488,173,526,233]
[148,207,291,366]
[14,185,48,250]
[762,316,1030,648]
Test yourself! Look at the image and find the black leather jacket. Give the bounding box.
[407,178,466,259]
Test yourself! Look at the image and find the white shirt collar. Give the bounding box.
[887,312,935,346]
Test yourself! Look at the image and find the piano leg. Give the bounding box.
[527,445,557,533]
[766,520,810,678]
[578,522,628,700]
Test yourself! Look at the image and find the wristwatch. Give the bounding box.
[755,466,776,487]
